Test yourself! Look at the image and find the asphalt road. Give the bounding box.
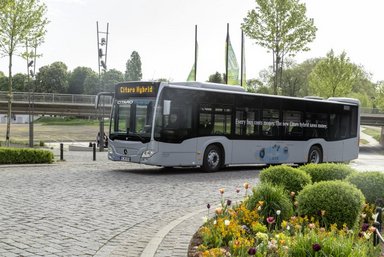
[0,143,383,257]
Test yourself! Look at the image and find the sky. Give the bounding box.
[0,0,383,83]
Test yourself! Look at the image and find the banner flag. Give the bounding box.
[226,27,239,85]
[240,30,246,88]
[187,25,198,81]
[187,63,196,81]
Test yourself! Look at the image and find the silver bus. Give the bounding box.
[96,81,360,172]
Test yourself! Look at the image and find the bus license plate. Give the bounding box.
[120,156,131,162]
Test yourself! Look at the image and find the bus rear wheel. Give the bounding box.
[308,145,323,164]
[202,145,222,172]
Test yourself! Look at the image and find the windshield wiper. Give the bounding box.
[127,131,145,141]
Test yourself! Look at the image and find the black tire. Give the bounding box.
[202,145,222,172]
[308,145,323,164]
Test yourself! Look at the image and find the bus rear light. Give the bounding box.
[142,150,155,158]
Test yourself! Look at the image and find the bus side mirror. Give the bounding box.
[163,100,171,115]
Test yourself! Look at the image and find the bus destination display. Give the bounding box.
[116,83,159,98]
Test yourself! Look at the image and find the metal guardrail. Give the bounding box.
[0,91,113,105]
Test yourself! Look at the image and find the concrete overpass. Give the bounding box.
[0,91,111,117]
[1,91,384,125]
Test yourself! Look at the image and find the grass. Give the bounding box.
[35,117,101,126]
[0,120,109,142]
[363,126,381,142]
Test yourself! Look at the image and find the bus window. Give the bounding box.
[262,109,279,137]
[283,110,303,138]
[213,106,232,135]
[305,112,328,139]
[235,108,261,137]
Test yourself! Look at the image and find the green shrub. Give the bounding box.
[297,180,365,229]
[346,172,384,204]
[260,165,312,194]
[0,147,54,164]
[245,183,293,223]
[299,163,356,183]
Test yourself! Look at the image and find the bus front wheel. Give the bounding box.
[202,145,222,172]
[308,145,323,164]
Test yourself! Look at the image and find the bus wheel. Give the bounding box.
[202,145,222,172]
[308,145,323,164]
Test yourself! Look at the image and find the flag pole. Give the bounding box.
[194,24,197,81]
[225,23,229,84]
[240,30,244,87]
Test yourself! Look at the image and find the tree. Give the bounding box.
[102,69,124,92]
[36,62,69,93]
[0,0,48,146]
[207,72,225,83]
[308,50,359,98]
[280,58,320,97]
[125,51,142,81]
[242,0,317,95]
[68,66,94,94]
[12,73,28,91]
[375,81,384,111]
[83,71,100,95]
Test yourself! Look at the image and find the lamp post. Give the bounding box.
[26,41,37,148]
[96,22,109,151]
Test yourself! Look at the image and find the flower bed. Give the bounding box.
[189,165,383,257]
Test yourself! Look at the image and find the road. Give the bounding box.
[0,143,383,257]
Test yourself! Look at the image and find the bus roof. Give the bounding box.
[165,81,359,107]
[169,81,245,93]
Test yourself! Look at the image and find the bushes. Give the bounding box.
[245,182,293,223]
[0,147,54,164]
[260,165,312,193]
[297,180,365,229]
[299,163,356,182]
[346,172,384,204]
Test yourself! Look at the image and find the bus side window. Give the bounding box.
[199,112,213,136]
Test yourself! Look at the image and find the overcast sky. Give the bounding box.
[1,0,383,83]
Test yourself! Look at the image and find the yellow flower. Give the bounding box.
[215,207,223,215]
[219,188,225,194]
[243,182,250,189]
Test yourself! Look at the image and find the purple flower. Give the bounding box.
[207,203,210,209]
[312,243,321,252]
[362,223,369,232]
[227,199,232,206]
[248,247,256,255]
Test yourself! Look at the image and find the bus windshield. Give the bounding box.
[110,98,155,143]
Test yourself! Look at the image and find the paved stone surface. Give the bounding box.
[0,144,263,256]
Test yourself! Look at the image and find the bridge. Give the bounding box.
[0,91,384,126]
[0,91,111,117]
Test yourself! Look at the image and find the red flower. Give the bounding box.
[266,216,275,224]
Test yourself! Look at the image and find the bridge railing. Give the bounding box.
[0,91,113,105]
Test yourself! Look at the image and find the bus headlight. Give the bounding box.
[142,150,155,158]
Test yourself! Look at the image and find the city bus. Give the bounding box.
[96,81,360,172]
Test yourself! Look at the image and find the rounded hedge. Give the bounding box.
[260,165,312,194]
[346,172,384,204]
[297,180,365,229]
[246,182,293,222]
[299,163,356,183]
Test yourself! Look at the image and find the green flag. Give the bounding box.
[226,36,239,85]
[187,25,198,81]
[187,64,196,81]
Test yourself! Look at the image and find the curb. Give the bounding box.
[140,208,206,257]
